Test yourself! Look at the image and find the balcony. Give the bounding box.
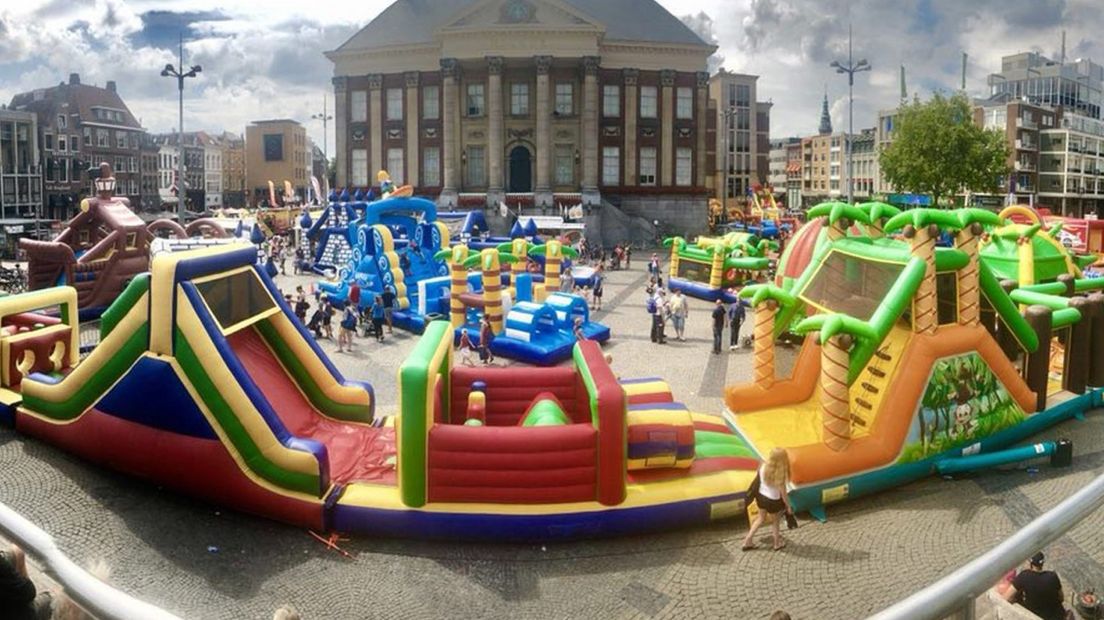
[1014,161,1036,172]
[1015,139,1037,151]
[1018,117,1038,130]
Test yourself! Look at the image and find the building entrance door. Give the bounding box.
[508,146,532,193]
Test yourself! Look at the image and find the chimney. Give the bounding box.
[106,81,116,93]
[68,73,81,85]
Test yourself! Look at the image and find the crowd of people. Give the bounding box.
[642,252,751,353]
[281,280,400,355]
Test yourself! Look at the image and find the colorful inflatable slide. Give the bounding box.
[726,202,1103,519]
[316,195,452,333]
[2,245,751,540]
[663,232,774,302]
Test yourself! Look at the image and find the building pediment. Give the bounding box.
[437,0,604,36]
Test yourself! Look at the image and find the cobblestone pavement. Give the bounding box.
[1,259,1103,619]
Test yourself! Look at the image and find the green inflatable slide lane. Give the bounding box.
[521,398,571,426]
[694,430,758,459]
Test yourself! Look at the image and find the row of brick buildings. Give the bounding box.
[0,73,327,251]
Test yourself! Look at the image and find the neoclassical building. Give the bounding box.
[326,0,717,236]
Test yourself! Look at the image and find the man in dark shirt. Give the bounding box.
[1004,552,1069,620]
[0,545,54,620]
[381,286,396,334]
[728,296,747,350]
[711,299,726,354]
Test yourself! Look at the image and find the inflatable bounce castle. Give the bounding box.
[435,240,608,365]
[726,201,1102,519]
[315,195,452,333]
[663,231,774,302]
[21,163,152,318]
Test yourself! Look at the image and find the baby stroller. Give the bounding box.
[357,307,380,339]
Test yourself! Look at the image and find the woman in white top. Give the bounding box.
[742,447,792,551]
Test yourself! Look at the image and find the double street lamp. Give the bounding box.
[161,35,201,222]
[830,24,870,205]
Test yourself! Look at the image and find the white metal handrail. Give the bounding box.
[869,470,1104,619]
[0,501,181,620]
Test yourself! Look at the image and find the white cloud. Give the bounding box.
[5,0,1104,150]
[658,0,1104,138]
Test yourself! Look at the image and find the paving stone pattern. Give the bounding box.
[1,259,1102,619]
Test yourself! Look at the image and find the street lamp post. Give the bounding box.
[160,34,201,223]
[720,106,736,222]
[311,95,333,195]
[830,23,870,205]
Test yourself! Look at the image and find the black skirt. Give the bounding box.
[756,494,786,514]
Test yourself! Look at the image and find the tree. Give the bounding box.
[880,92,1010,209]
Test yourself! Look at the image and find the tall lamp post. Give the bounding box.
[720,105,736,222]
[161,34,201,222]
[830,24,870,205]
[311,95,333,195]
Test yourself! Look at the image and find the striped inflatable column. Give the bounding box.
[442,245,470,328]
[753,299,777,389]
[707,244,726,289]
[542,240,564,300]
[667,237,681,279]
[479,249,506,335]
[820,332,852,451]
[956,223,981,326]
[497,239,530,299]
[908,224,938,334]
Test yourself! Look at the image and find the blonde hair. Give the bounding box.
[762,447,790,489]
[273,606,301,620]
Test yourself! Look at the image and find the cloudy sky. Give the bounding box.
[2,0,1100,153]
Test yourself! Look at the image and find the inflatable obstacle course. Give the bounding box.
[3,244,752,541]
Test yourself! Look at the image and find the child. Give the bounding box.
[592,265,605,311]
[370,294,386,343]
[457,329,475,366]
[573,317,586,342]
[338,303,357,352]
[478,316,495,365]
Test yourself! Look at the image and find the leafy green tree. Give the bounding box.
[880,92,1010,209]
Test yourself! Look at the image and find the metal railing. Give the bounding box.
[0,501,181,620]
[869,469,1104,619]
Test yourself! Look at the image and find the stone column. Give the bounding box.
[486,56,505,206]
[440,58,459,207]
[581,56,600,205]
[368,73,383,185]
[332,76,348,187]
[534,55,553,206]
[695,71,709,188]
[404,71,420,187]
[623,69,638,186]
[660,69,675,187]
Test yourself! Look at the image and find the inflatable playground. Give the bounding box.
[663,231,774,302]
[4,197,1101,541]
[0,245,749,541]
[20,163,254,319]
[725,201,1102,519]
[435,239,609,365]
[311,195,452,333]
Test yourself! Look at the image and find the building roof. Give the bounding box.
[156,131,217,147]
[332,0,709,54]
[9,76,143,130]
[250,119,302,126]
